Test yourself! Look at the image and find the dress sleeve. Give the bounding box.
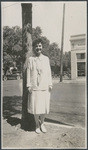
[26,58,31,87]
[47,58,52,86]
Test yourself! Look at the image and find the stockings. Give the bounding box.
[34,114,45,128]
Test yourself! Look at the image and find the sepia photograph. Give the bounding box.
[1,1,87,149]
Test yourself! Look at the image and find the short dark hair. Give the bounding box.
[32,38,43,47]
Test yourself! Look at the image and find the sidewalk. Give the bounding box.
[53,77,86,84]
[2,114,86,149]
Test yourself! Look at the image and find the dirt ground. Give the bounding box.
[2,114,86,149]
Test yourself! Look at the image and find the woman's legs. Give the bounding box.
[39,114,46,124]
[34,114,40,129]
[34,114,45,128]
[40,114,47,133]
[34,114,47,133]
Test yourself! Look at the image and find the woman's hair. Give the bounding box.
[32,38,43,48]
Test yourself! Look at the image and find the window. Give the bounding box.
[77,62,85,76]
[76,53,85,59]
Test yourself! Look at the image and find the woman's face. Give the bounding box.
[34,42,42,56]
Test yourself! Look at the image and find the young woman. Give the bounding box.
[27,38,52,133]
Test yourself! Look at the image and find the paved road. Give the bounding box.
[3,79,86,128]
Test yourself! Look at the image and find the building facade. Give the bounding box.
[70,34,86,80]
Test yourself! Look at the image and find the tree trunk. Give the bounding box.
[21,3,33,129]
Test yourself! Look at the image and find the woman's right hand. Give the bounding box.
[28,86,32,93]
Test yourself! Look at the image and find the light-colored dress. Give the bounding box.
[27,54,52,114]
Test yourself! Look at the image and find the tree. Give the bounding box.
[32,26,42,41]
[3,25,50,73]
[63,51,71,72]
[49,42,60,76]
[3,26,22,72]
[41,36,50,57]
[49,43,60,65]
[3,25,71,77]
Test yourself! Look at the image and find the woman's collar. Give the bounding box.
[36,54,43,60]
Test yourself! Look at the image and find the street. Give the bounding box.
[3,79,86,127]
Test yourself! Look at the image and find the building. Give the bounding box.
[70,34,86,80]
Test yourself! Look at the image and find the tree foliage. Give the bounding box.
[63,51,71,73]
[32,26,42,41]
[49,42,60,66]
[3,26,22,73]
[3,25,71,76]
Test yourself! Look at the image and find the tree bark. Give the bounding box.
[21,3,33,128]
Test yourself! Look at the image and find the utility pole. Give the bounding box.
[60,3,65,82]
[21,3,33,127]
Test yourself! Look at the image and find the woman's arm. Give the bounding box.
[47,58,52,90]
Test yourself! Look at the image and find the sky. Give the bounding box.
[1,1,87,52]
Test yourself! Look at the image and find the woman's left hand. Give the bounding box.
[49,86,52,92]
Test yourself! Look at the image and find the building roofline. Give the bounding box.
[70,34,86,41]
[70,34,86,38]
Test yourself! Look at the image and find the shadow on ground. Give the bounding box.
[3,96,74,132]
[3,96,36,131]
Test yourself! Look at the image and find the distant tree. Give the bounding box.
[49,43,60,65]
[32,26,42,41]
[3,26,22,72]
[62,51,71,79]
[63,51,71,72]
[41,36,50,57]
[49,43,60,76]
